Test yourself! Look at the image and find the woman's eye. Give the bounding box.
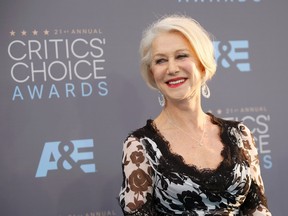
[177,54,189,59]
[155,58,166,65]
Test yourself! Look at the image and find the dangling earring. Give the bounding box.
[158,91,165,107]
[201,83,210,98]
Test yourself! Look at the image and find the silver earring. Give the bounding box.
[158,91,165,107]
[201,83,210,98]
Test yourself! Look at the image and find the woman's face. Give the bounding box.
[150,31,204,104]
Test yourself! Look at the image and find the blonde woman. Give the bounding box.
[119,15,271,216]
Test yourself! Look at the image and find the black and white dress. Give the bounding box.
[119,114,271,216]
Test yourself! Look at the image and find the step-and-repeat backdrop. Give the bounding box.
[1,0,287,215]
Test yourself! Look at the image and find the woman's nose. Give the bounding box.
[167,60,179,75]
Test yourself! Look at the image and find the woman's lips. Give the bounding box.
[166,78,187,88]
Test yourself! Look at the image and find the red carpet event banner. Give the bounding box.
[1,0,286,215]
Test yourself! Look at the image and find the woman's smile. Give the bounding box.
[166,77,187,88]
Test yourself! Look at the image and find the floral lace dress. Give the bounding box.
[119,114,271,216]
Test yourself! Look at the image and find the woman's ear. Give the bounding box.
[201,68,207,80]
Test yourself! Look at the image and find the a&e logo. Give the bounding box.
[36,139,96,178]
[213,40,250,72]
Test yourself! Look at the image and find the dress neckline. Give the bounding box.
[146,113,234,179]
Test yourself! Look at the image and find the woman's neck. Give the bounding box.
[156,97,207,130]
[164,107,206,129]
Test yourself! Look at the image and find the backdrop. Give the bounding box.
[1,0,287,215]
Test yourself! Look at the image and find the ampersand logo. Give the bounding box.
[214,40,250,72]
[35,139,96,178]
[57,141,78,170]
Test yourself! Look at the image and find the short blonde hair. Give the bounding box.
[139,15,217,90]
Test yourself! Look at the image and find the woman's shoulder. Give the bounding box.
[125,119,155,140]
[208,112,252,135]
[207,112,240,127]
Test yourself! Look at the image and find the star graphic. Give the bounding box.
[21,30,27,36]
[44,29,49,35]
[32,29,38,36]
[10,30,16,36]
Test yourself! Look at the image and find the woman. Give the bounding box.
[119,15,271,215]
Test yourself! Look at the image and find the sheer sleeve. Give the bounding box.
[119,135,157,216]
[238,124,272,216]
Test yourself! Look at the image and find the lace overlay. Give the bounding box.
[119,114,271,216]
